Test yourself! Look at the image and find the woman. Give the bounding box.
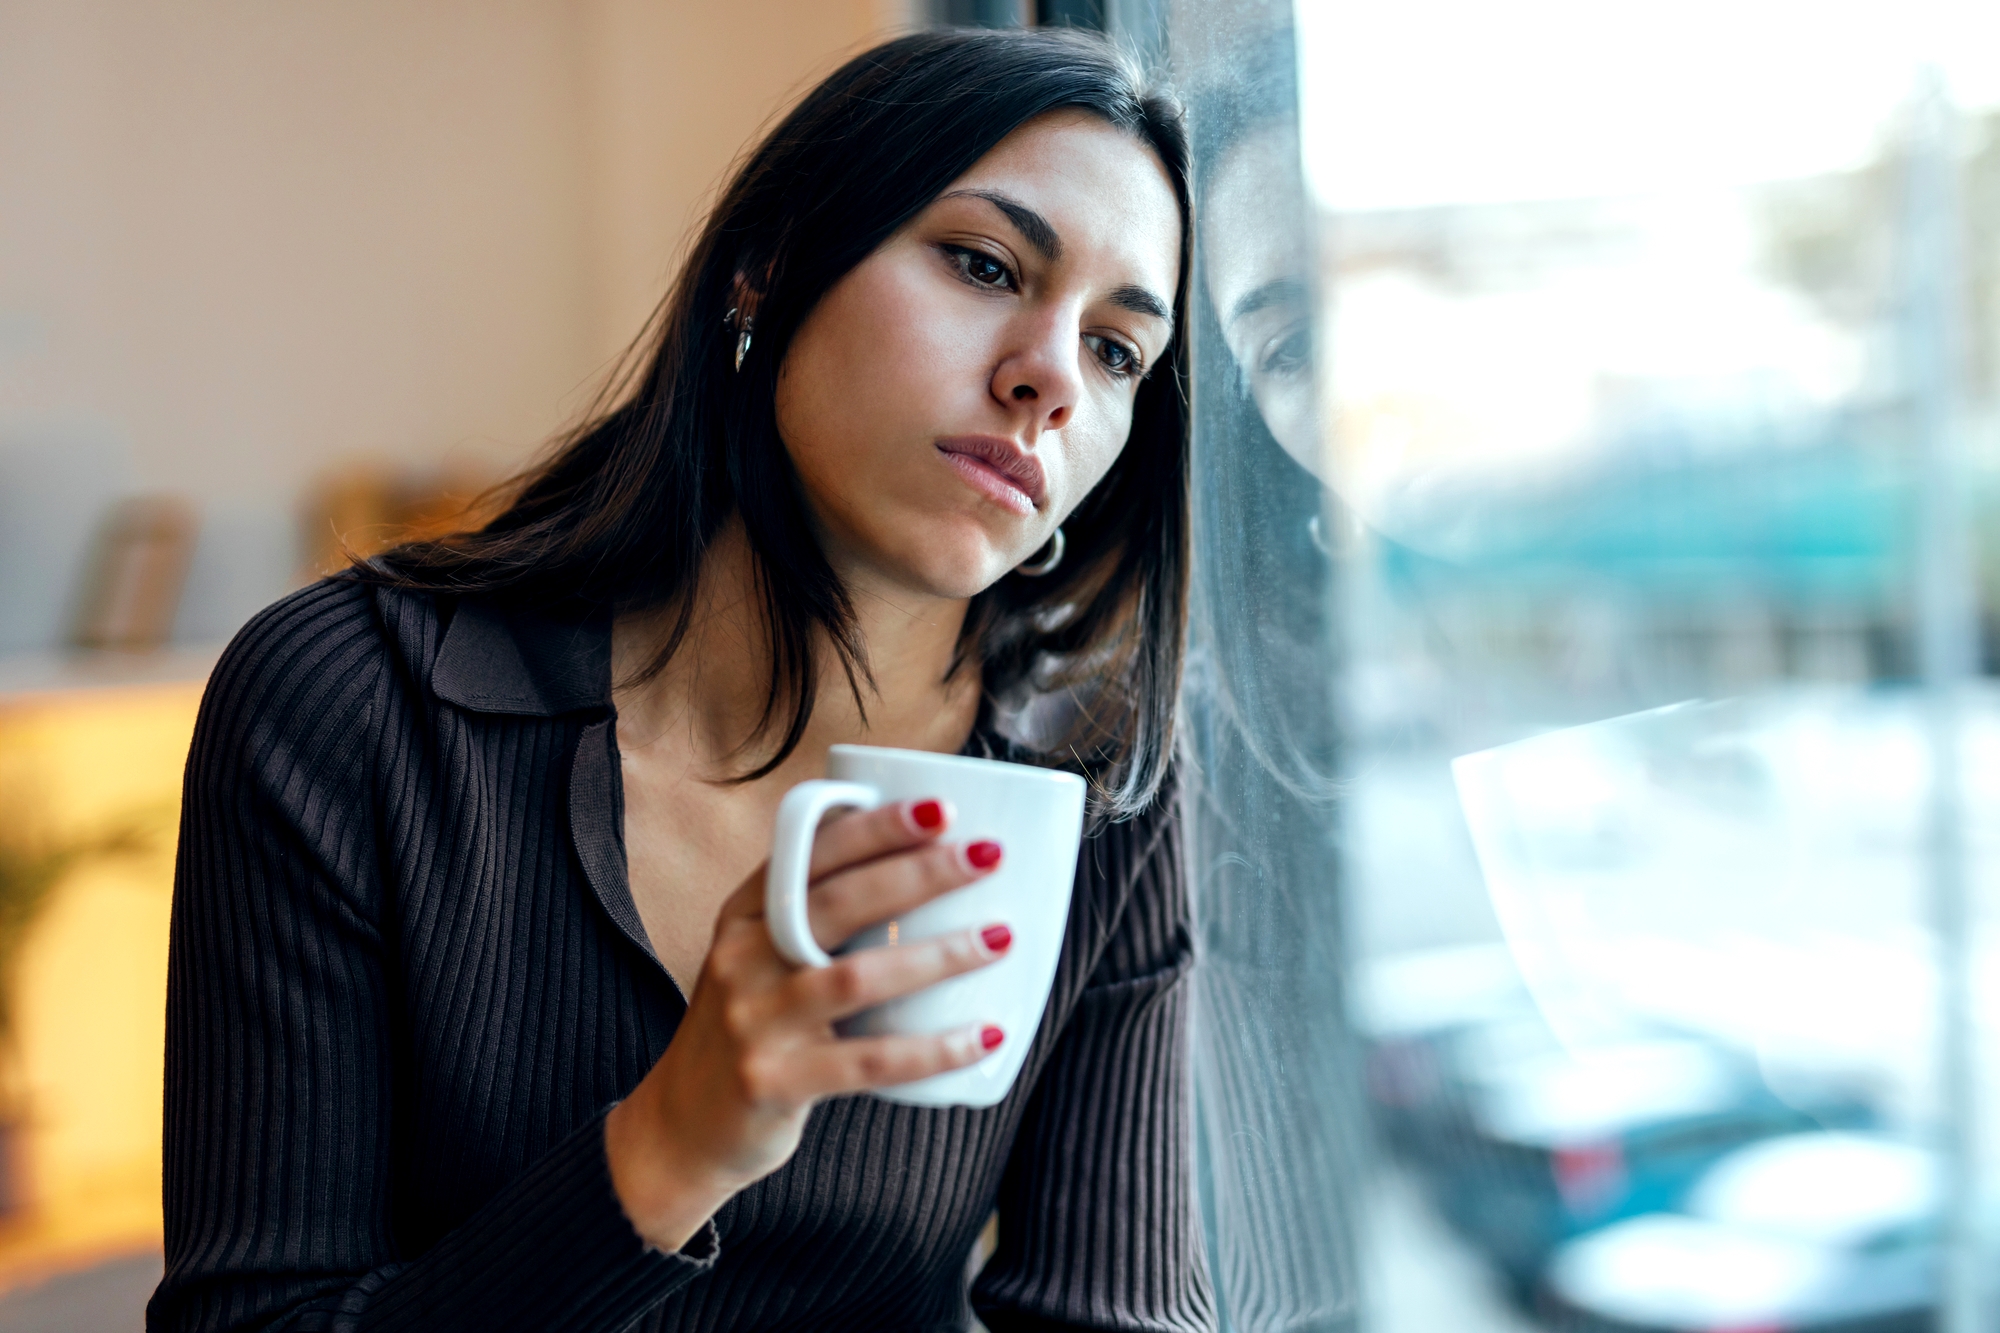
[150,28,1210,1333]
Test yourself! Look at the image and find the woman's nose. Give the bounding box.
[990,317,1082,433]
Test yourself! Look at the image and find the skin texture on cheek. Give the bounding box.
[776,256,1019,599]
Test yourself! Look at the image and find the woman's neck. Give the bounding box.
[611,518,983,782]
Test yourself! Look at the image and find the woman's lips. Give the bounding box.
[935,437,1045,516]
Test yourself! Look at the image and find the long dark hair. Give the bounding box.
[363,28,1191,819]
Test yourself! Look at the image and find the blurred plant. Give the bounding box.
[0,802,159,1120]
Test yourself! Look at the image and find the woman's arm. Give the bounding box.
[147,584,715,1333]
[971,791,1218,1333]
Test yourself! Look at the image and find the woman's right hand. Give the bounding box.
[604,798,1010,1252]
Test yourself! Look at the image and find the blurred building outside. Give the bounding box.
[1298,7,2000,1329]
[1325,106,2000,745]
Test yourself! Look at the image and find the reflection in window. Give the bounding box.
[1174,3,1364,1329]
[1168,2,2000,1331]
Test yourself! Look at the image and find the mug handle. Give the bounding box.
[765,779,882,967]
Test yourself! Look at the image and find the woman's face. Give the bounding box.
[775,110,1182,600]
[1202,122,1321,480]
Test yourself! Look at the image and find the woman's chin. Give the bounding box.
[875,552,1011,600]
[921,555,1017,600]
[864,524,1022,599]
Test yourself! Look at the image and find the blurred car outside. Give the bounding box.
[1356,944,1551,1160]
[1442,1037,1875,1300]
[1356,947,1879,1304]
[1542,1132,1943,1333]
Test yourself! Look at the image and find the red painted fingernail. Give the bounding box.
[909,799,946,831]
[966,840,1002,869]
[981,924,1012,952]
[980,1025,1005,1051]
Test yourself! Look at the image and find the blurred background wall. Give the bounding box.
[0,0,913,1307]
[0,0,912,652]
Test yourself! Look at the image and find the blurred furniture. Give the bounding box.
[298,460,500,581]
[0,424,290,659]
[0,430,135,659]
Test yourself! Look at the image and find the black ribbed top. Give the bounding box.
[147,577,1213,1332]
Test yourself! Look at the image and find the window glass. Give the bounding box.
[1162,2,2000,1329]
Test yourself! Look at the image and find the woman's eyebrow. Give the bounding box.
[1110,284,1172,325]
[941,188,1172,327]
[1230,276,1310,325]
[941,188,1063,261]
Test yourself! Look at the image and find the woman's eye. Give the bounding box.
[945,246,1014,290]
[1085,333,1144,380]
[1259,324,1312,378]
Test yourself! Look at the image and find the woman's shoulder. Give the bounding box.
[202,575,617,748]
[197,575,443,754]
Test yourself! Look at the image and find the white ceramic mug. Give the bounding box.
[766,743,1086,1108]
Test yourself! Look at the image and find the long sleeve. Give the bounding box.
[147,583,714,1333]
[972,793,1217,1333]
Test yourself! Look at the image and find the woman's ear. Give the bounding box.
[729,259,779,330]
[729,272,761,331]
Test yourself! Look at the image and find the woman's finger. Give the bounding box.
[707,796,970,934]
[787,924,1011,1022]
[807,838,1000,952]
[773,1023,1004,1101]
[806,798,953,879]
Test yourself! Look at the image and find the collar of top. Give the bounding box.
[430,596,613,717]
[422,588,1027,770]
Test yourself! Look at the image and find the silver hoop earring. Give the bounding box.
[725,307,753,373]
[1015,526,1065,577]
